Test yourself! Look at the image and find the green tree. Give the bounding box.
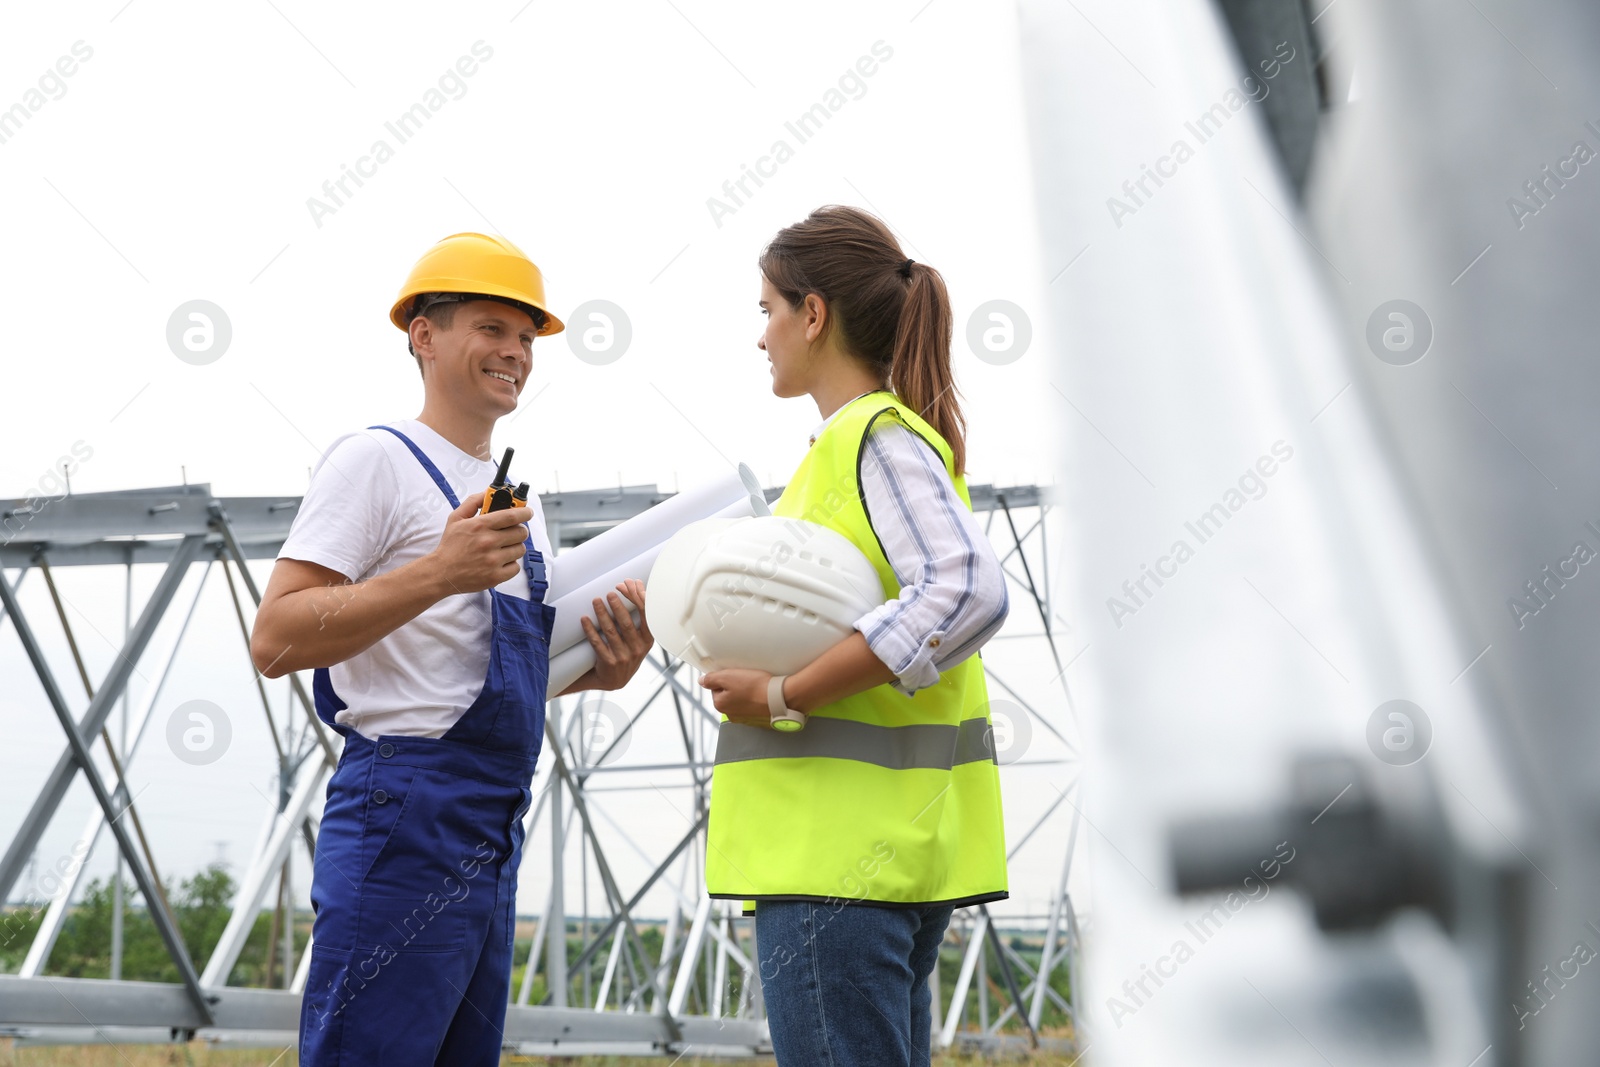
[42,863,246,982]
[0,903,47,974]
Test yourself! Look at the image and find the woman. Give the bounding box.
[700,205,1011,1066]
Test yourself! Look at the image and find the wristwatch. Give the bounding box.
[767,675,808,733]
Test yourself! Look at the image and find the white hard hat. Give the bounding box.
[646,515,887,674]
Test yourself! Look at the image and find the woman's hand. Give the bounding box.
[700,633,901,726]
[700,668,774,727]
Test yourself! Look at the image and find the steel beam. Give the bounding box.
[19,563,211,976]
[1029,800,1080,1029]
[1,483,1048,570]
[199,759,331,987]
[0,975,768,1050]
[0,533,207,908]
[542,719,680,1039]
[0,566,214,1025]
[940,911,987,1049]
[667,894,713,1018]
[0,560,33,631]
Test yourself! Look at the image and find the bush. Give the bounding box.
[0,863,303,987]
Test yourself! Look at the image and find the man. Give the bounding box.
[249,231,653,1065]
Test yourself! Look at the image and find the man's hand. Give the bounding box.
[578,579,653,690]
[427,492,535,595]
[700,668,775,727]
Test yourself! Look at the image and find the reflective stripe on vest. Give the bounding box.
[703,390,1009,909]
[715,717,997,771]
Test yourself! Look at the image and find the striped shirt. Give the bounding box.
[810,395,1011,696]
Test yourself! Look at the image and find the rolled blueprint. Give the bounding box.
[547,544,667,656]
[546,494,761,655]
[542,470,766,696]
[547,636,612,700]
[547,463,761,602]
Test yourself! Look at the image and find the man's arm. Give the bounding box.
[250,556,455,678]
[250,492,534,679]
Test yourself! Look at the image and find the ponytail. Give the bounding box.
[891,263,966,476]
[760,205,970,476]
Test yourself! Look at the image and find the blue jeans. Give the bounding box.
[756,900,954,1067]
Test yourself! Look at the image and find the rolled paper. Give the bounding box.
[739,464,772,516]
[547,464,757,603]
[545,631,596,699]
[545,489,763,658]
[540,473,763,709]
[547,543,666,656]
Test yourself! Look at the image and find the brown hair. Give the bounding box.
[760,205,968,476]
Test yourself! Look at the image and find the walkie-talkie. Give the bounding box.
[481,447,517,514]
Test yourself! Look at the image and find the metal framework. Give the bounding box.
[0,478,1079,1057]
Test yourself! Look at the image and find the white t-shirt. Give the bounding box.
[276,418,554,740]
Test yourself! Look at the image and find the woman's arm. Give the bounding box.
[700,420,1009,724]
[852,420,1010,694]
[700,633,898,726]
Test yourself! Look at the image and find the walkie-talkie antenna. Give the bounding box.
[493,447,514,485]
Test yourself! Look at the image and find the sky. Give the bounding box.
[0,0,1053,499]
[0,1,1070,933]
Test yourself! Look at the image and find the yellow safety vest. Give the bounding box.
[705,391,1009,908]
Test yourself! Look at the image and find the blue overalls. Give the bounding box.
[298,425,554,1067]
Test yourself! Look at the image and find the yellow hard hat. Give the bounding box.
[390,232,565,336]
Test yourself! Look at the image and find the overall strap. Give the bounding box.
[369,424,550,600]
[525,542,549,603]
[368,425,460,507]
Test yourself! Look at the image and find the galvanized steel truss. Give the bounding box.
[0,479,1078,1057]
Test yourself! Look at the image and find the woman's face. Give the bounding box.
[758,275,819,398]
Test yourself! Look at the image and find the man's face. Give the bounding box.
[414,300,537,417]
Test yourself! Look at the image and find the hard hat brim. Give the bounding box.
[389,289,565,336]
